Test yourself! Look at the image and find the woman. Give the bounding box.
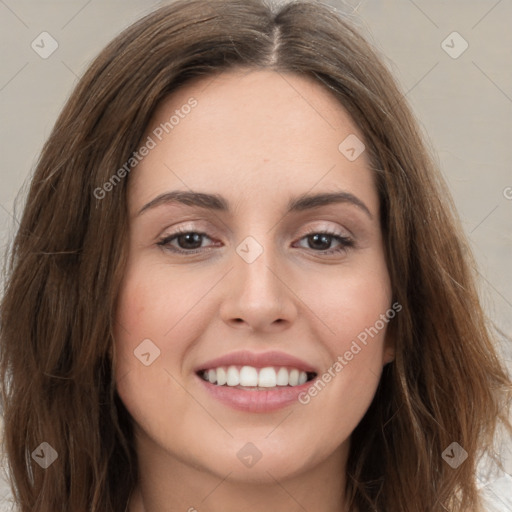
[1,0,510,511]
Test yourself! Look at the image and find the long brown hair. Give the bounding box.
[1,0,510,510]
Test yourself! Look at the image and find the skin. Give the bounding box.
[114,68,395,512]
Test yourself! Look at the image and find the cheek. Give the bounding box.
[308,252,392,352]
[112,260,221,386]
[112,265,205,440]
[113,262,175,395]
[114,261,202,348]
[296,252,392,414]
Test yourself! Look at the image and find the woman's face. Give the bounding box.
[114,68,394,483]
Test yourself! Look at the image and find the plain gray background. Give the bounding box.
[0,0,511,510]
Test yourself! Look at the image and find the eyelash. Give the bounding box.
[156,227,355,256]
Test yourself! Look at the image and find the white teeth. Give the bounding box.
[226,366,240,386]
[288,369,299,386]
[258,367,277,387]
[239,366,258,386]
[200,365,312,388]
[216,367,227,386]
[276,367,289,386]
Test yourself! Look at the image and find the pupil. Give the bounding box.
[310,234,330,250]
[180,233,201,249]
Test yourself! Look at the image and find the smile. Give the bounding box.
[195,350,320,412]
[198,365,317,389]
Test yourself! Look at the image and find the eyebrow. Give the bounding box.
[137,190,373,219]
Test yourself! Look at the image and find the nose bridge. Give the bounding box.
[219,230,296,331]
[234,232,282,304]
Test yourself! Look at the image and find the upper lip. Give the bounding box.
[196,350,318,374]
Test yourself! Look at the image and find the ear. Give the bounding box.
[383,347,395,365]
[382,331,395,365]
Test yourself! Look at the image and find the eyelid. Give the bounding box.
[297,221,352,238]
[156,220,216,238]
[158,220,352,243]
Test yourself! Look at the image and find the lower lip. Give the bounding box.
[196,374,317,412]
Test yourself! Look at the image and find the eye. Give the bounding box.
[294,229,355,255]
[157,228,216,254]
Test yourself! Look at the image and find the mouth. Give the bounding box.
[197,365,318,390]
[194,350,320,412]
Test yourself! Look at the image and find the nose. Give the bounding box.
[219,237,298,333]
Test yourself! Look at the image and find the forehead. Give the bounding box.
[129,68,377,216]
[147,68,361,147]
